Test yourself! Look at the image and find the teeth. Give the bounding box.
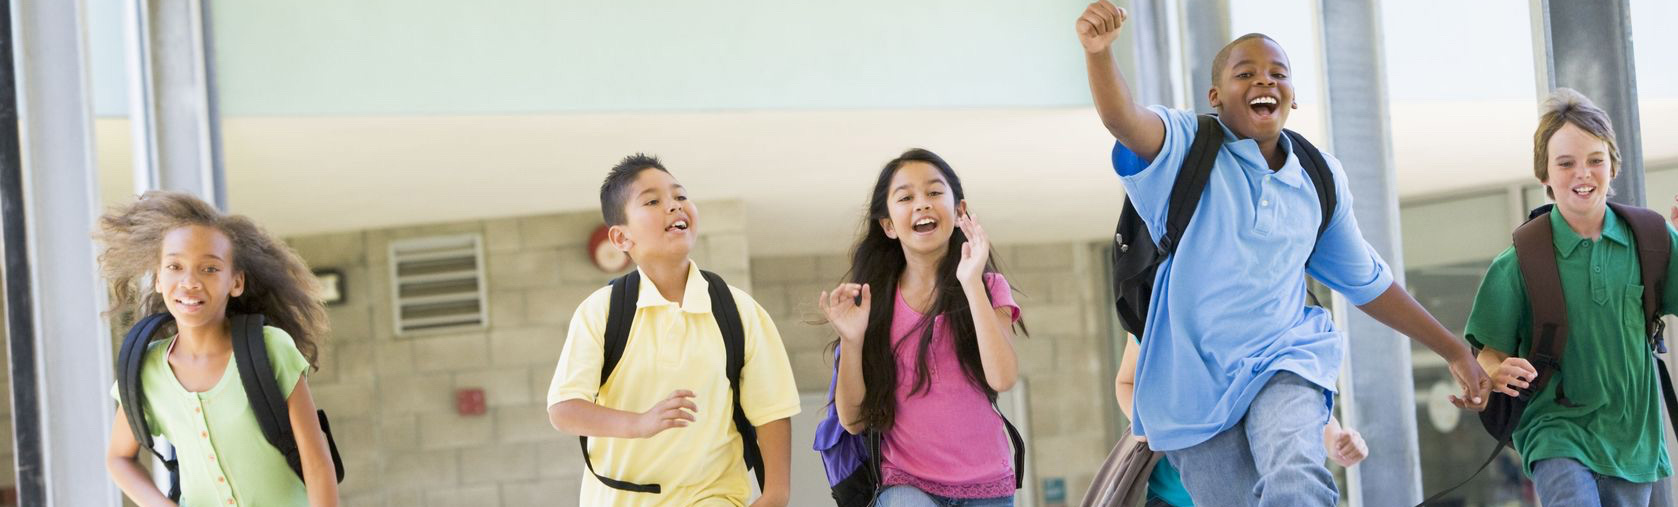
[1250,97,1277,105]
[670,220,688,230]
[914,218,935,226]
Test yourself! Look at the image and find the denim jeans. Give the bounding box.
[1164,371,1337,507]
[875,485,1014,507]
[1532,458,1653,507]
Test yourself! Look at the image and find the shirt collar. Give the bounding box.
[1214,116,1307,188]
[1550,204,1629,257]
[634,261,712,314]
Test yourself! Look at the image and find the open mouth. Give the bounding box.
[1248,96,1279,117]
[1571,184,1596,198]
[911,217,937,234]
[174,297,206,311]
[666,219,689,232]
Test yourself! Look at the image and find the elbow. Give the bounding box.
[841,421,866,435]
[988,372,1018,393]
[546,403,572,434]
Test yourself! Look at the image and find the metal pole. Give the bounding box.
[1318,0,1423,504]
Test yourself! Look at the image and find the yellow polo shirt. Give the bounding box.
[547,262,801,506]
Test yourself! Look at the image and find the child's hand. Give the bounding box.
[954,213,990,290]
[633,390,697,438]
[1490,357,1538,398]
[1446,354,1491,411]
[819,283,871,344]
[1325,426,1368,468]
[1075,0,1126,54]
[1668,193,1678,228]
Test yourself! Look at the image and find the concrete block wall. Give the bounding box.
[749,240,1119,504]
[286,200,749,506]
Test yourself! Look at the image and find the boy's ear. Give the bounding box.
[1207,87,1221,109]
[607,224,634,253]
[230,271,246,298]
[879,218,898,240]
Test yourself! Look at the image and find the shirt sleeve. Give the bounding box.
[1303,150,1395,305]
[1117,106,1202,243]
[547,289,611,407]
[1662,224,1678,317]
[263,327,311,400]
[983,273,1021,323]
[733,288,802,427]
[1464,247,1529,354]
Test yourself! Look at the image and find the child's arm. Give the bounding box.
[548,390,697,439]
[106,410,177,507]
[819,283,872,434]
[1077,0,1166,162]
[1322,416,1368,467]
[1355,283,1490,411]
[1114,334,1139,423]
[1475,346,1537,398]
[286,378,339,507]
[955,214,1017,392]
[749,418,791,507]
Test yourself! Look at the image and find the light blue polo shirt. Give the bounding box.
[1114,106,1394,452]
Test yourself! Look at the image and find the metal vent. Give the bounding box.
[389,234,488,335]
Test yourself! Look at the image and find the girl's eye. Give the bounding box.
[204,266,220,273]
[897,195,911,203]
[929,191,943,197]
[675,195,688,201]
[1272,73,1287,79]
[165,264,180,271]
[645,199,658,206]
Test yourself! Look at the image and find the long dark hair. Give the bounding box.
[837,148,1025,431]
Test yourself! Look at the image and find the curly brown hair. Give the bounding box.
[95,191,328,368]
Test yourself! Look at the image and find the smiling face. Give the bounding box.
[154,225,245,330]
[1208,36,1295,144]
[1541,122,1616,219]
[879,161,966,257]
[610,168,698,263]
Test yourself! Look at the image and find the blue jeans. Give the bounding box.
[875,485,1014,507]
[1532,458,1653,507]
[1164,372,1336,507]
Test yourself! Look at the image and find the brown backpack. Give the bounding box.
[1423,202,1678,505]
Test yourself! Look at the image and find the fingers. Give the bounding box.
[1505,358,1538,379]
[859,283,872,307]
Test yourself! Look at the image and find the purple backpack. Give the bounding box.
[812,352,880,506]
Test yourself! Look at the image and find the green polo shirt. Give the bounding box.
[112,326,311,506]
[1465,206,1678,482]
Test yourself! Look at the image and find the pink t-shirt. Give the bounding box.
[880,273,1020,499]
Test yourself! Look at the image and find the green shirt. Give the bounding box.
[111,326,311,506]
[1464,206,1678,482]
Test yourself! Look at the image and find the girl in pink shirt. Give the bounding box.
[820,149,1026,506]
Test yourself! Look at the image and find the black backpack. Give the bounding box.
[1421,202,1678,505]
[580,269,763,494]
[1111,115,1337,336]
[116,313,345,501]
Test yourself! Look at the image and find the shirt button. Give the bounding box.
[227,499,235,505]
[1594,266,1601,272]
[193,407,201,413]
[218,477,226,483]
[1261,200,1270,207]
[200,431,208,438]
[209,455,216,461]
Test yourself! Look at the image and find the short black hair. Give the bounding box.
[1211,33,1283,83]
[599,153,670,226]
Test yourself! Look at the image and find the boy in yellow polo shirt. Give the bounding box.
[546,154,799,506]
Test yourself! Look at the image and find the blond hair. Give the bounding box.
[1534,88,1620,197]
[95,191,328,368]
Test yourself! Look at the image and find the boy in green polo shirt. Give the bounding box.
[1464,88,1676,506]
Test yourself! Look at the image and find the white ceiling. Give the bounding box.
[94,99,1678,256]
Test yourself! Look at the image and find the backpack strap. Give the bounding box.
[1155,114,1223,255]
[581,271,661,494]
[117,312,181,499]
[1282,129,1336,242]
[229,313,346,484]
[1605,202,1678,440]
[1512,211,1579,407]
[701,270,766,489]
[1000,409,1026,489]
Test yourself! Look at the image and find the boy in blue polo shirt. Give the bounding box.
[1075,2,1490,505]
